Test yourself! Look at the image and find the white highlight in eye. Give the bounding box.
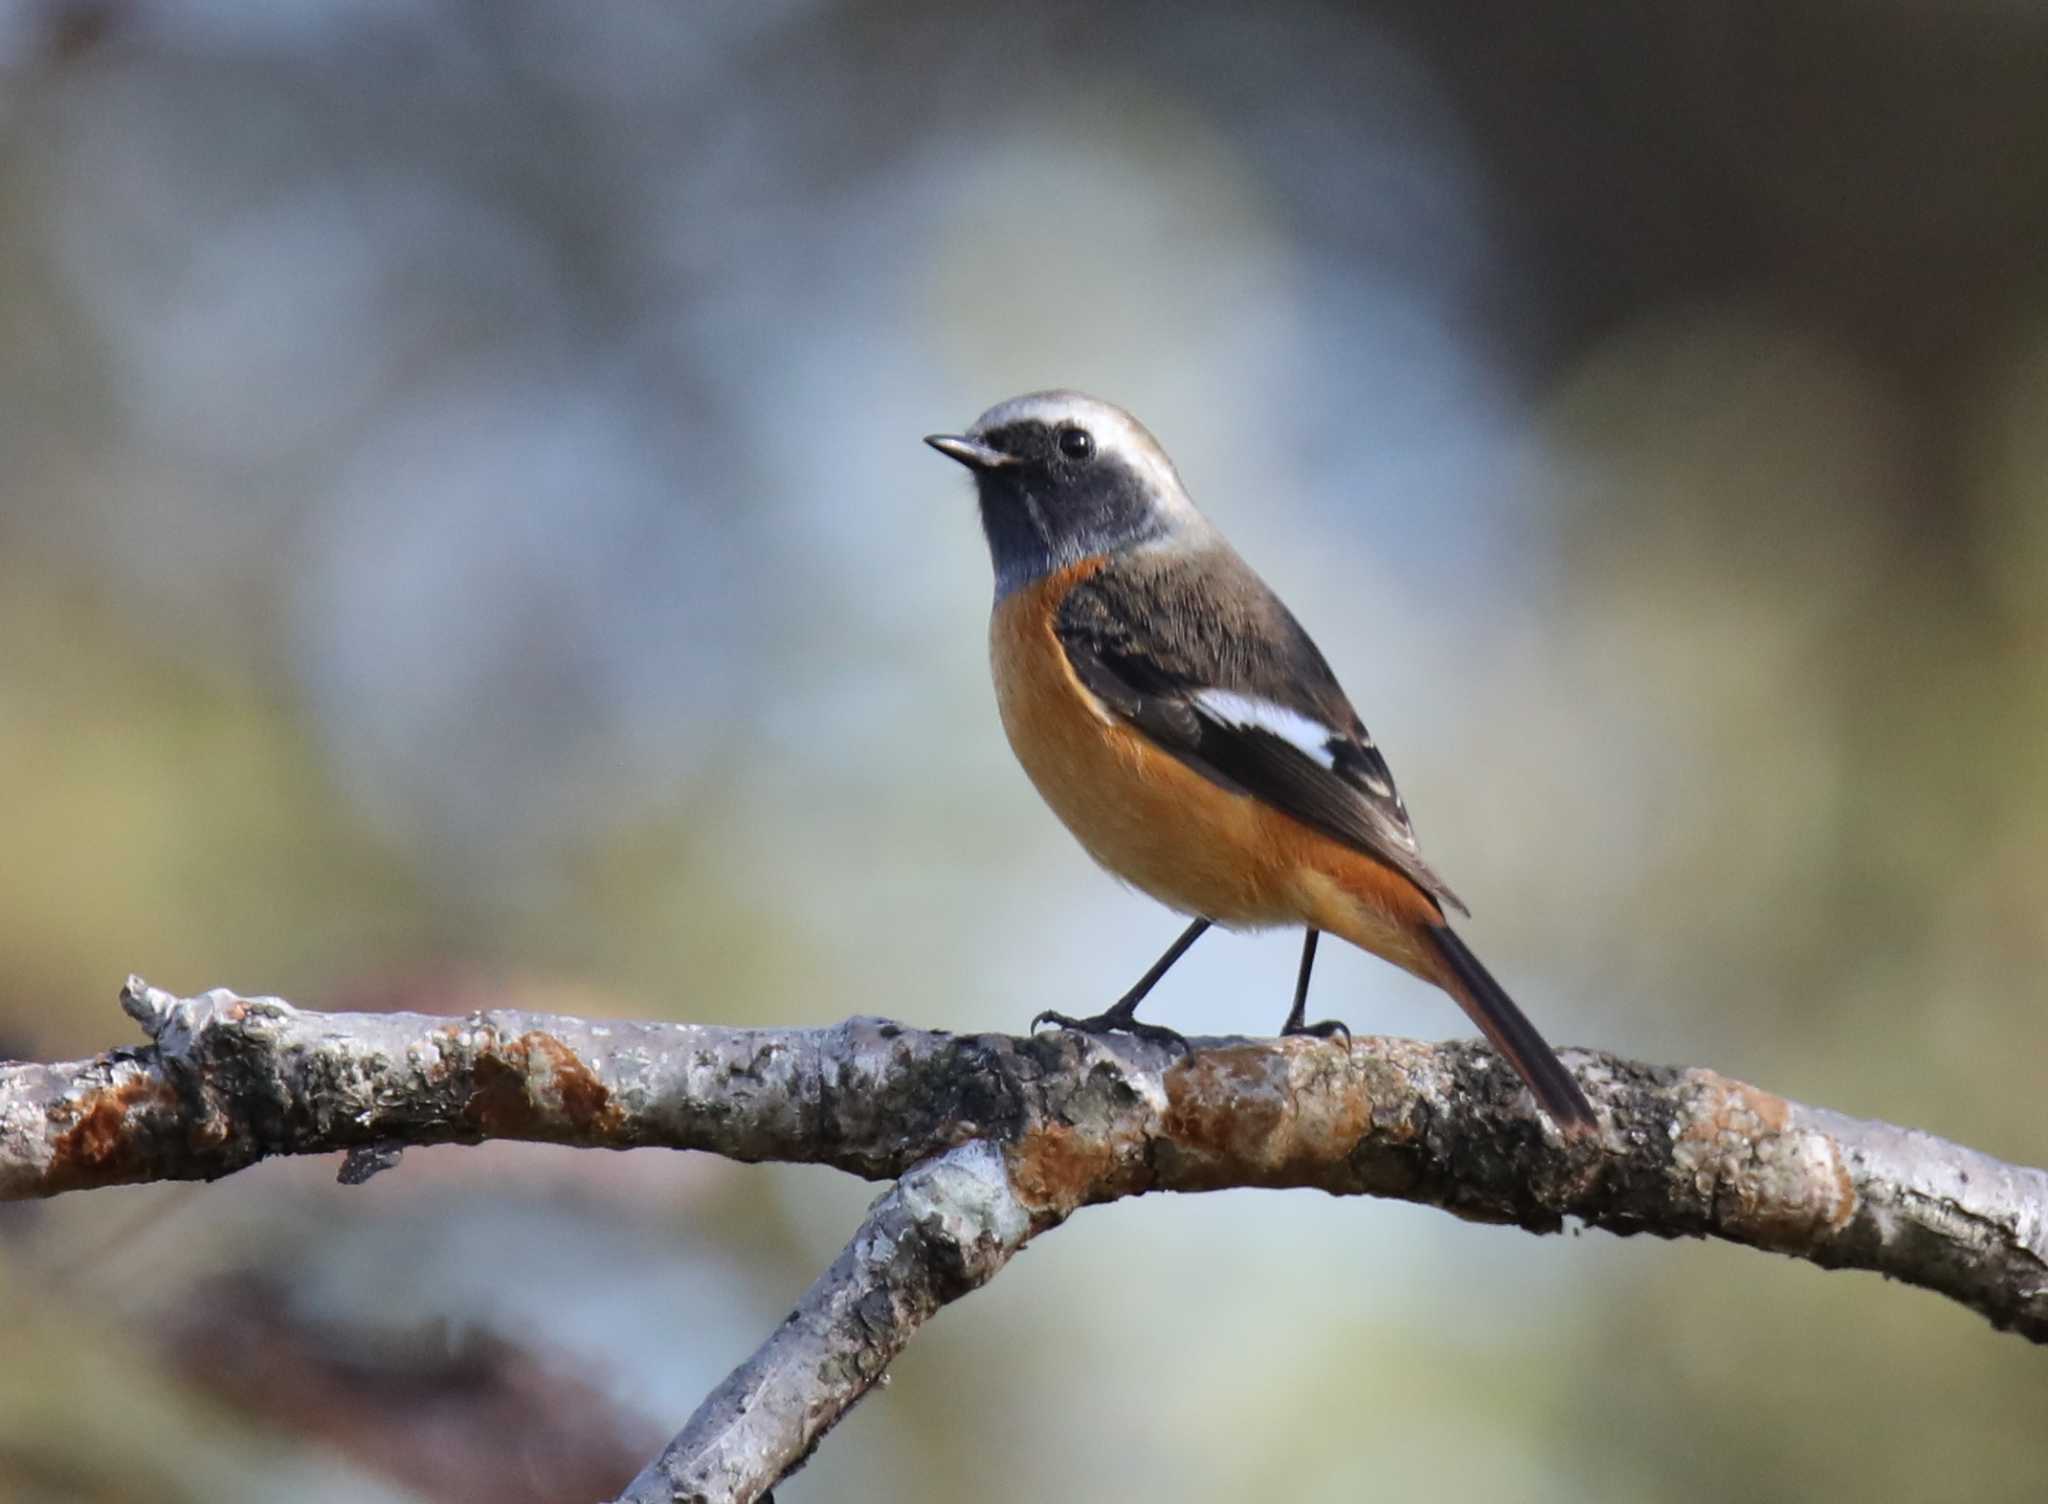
[1192,689,1338,769]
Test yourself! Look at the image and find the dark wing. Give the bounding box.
[1058,551,1466,914]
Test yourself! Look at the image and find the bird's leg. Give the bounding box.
[1280,928,1349,1040]
[1032,917,1208,1053]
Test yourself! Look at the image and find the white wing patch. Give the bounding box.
[1192,689,1339,769]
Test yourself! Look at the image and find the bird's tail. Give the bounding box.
[1421,923,1597,1138]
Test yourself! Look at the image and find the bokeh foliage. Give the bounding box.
[3,3,2046,1499]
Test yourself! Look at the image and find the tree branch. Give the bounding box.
[612,1139,1030,1504]
[3,978,2043,1501]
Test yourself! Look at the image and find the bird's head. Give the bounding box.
[927,391,1207,599]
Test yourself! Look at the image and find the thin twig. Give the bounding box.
[612,1140,1031,1504]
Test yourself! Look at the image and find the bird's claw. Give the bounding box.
[1031,1008,1193,1056]
[1282,1017,1351,1044]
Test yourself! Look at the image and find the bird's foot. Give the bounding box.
[1281,1017,1351,1044]
[1031,1007,1192,1056]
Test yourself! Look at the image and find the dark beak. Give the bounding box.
[924,434,1012,472]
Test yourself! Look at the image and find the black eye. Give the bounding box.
[1056,425,1095,462]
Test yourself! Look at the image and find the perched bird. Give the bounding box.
[927,391,1596,1137]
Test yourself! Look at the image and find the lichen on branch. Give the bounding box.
[2,977,2044,1503]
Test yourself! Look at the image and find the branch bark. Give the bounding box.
[3,978,2044,1502]
[613,1140,1031,1503]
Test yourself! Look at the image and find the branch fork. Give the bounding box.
[3,978,2043,1503]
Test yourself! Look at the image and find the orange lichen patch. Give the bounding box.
[1683,1073,1792,1138]
[1004,1120,1124,1217]
[47,1072,179,1189]
[1160,1043,1371,1189]
[1674,1070,1858,1250]
[522,1032,614,1133]
[465,1053,539,1137]
[462,1032,617,1141]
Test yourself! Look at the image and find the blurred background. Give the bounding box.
[3,1,2047,1499]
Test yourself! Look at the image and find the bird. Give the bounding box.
[925,391,1597,1138]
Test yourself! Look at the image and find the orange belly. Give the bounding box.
[989,562,1442,982]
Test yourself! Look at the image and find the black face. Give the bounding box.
[964,419,1163,599]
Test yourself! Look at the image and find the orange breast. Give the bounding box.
[988,562,1442,981]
